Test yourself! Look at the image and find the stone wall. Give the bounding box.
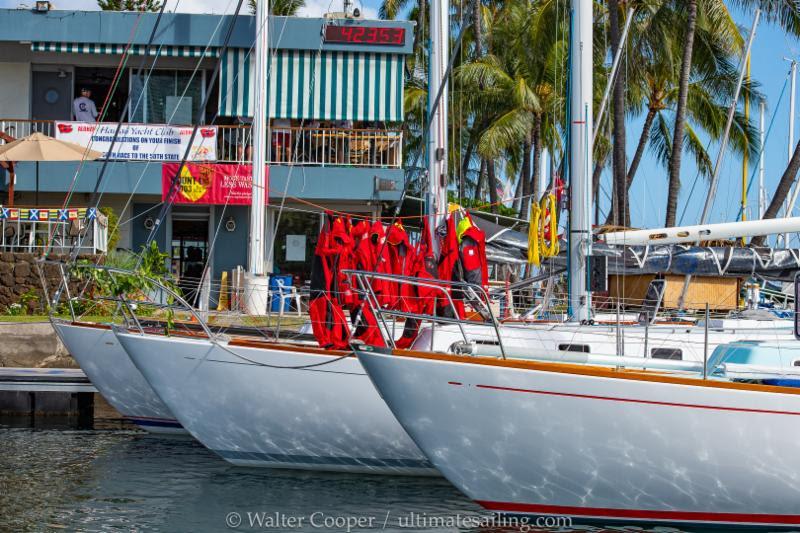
[0,253,99,313]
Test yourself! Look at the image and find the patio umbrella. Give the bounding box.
[0,132,103,206]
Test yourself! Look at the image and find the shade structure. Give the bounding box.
[0,132,103,205]
[32,42,219,58]
[219,48,405,121]
[0,132,103,162]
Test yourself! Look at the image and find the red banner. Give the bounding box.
[161,163,268,205]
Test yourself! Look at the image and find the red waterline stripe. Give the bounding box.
[447,381,462,386]
[476,500,800,525]
[474,384,800,416]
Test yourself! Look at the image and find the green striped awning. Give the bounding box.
[31,42,219,58]
[219,48,404,122]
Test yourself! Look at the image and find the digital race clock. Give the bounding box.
[324,25,406,46]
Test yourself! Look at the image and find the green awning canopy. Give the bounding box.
[31,42,219,57]
[219,48,405,122]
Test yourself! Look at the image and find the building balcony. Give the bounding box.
[0,119,403,169]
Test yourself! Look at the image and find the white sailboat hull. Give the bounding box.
[51,321,185,434]
[357,347,800,528]
[114,331,436,475]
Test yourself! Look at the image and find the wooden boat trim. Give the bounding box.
[388,348,800,395]
[228,337,351,357]
[119,326,349,357]
[71,321,112,330]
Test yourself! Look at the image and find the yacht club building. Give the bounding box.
[0,7,413,290]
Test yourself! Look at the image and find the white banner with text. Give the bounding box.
[55,122,217,161]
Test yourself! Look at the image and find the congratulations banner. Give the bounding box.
[161,163,267,205]
[55,122,217,161]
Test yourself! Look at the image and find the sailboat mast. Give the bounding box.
[242,0,271,313]
[568,0,593,322]
[248,0,268,275]
[427,0,449,250]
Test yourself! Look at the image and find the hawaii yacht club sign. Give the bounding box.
[55,122,217,161]
[161,163,268,205]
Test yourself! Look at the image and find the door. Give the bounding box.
[31,70,73,120]
[171,218,210,306]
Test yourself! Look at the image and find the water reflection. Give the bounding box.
[0,427,693,532]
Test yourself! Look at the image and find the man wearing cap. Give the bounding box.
[73,88,99,122]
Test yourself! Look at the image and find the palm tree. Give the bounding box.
[455,0,567,217]
[663,0,698,227]
[97,0,162,10]
[248,0,305,15]
[606,0,629,227]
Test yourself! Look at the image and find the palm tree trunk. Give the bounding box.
[487,159,499,214]
[626,107,657,190]
[665,0,698,227]
[472,0,482,58]
[519,139,532,218]
[474,159,487,201]
[530,113,543,205]
[592,160,604,226]
[459,134,475,202]
[751,139,800,246]
[608,0,628,227]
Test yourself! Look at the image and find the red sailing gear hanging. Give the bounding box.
[309,214,351,349]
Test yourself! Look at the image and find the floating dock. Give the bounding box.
[0,368,96,425]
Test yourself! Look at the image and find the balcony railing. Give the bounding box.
[0,206,108,255]
[216,126,403,168]
[0,119,54,140]
[1,120,403,168]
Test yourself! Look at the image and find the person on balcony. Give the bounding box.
[73,88,99,122]
[271,118,292,163]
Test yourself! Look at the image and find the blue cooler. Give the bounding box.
[270,275,295,312]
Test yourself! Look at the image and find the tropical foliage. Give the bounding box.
[97,0,163,11]
[388,0,798,230]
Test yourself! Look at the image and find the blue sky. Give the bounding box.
[1,1,794,230]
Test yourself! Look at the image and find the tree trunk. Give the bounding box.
[459,134,475,202]
[592,160,603,226]
[751,139,800,246]
[626,107,657,190]
[474,159,487,201]
[530,113,543,206]
[512,172,524,213]
[608,0,628,227]
[472,0,482,58]
[487,159,499,214]
[665,0,698,227]
[519,139,532,218]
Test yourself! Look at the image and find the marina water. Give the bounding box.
[1,423,690,532]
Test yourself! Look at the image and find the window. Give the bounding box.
[651,348,682,360]
[130,69,205,124]
[558,344,590,353]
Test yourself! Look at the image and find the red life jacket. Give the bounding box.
[395,222,438,349]
[309,214,351,349]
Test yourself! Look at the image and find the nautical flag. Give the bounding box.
[86,207,97,220]
[0,207,9,220]
[28,209,49,221]
[58,209,69,221]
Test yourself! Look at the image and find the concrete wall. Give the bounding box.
[131,202,168,254]
[9,161,404,202]
[0,62,30,119]
[0,321,72,368]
